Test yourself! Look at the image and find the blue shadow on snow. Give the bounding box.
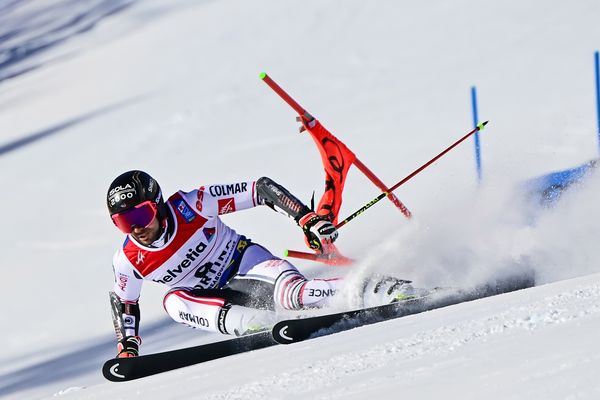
[0,97,142,157]
[0,0,136,83]
[0,317,201,397]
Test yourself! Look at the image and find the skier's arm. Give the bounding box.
[255,176,338,251]
[188,177,338,250]
[111,251,143,357]
[255,176,311,220]
[185,181,258,216]
[109,291,141,358]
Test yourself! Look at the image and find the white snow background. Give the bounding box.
[1,0,600,398]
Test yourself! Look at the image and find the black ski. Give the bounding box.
[102,270,535,380]
[272,271,535,344]
[102,330,277,382]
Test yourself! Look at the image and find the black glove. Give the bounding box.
[298,212,338,251]
[116,335,141,358]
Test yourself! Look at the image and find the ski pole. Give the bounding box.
[260,72,411,218]
[260,72,311,120]
[335,121,489,229]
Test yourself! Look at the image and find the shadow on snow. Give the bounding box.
[0,317,204,397]
[0,0,136,83]
[0,97,143,157]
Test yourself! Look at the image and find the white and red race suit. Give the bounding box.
[111,178,340,337]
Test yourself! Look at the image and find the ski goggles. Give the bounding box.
[111,200,158,234]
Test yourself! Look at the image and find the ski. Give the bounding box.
[272,270,535,344]
[102,330,277,382]
[102,270,535,380]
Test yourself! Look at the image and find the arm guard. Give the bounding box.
[109,291,140,341]
[256,177,311,223]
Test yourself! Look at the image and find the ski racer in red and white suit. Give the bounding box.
[108,172,341,358]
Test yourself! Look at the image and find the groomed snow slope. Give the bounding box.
[81,273,600,400]
[1,0,599,398]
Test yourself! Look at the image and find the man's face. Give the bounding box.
[131,217,161,245]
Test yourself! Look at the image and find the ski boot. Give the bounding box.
[224,305,277,336]
[362,275,422,308]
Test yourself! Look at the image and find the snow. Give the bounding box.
[1,0,599,398]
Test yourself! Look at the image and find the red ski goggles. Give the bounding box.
[111,201,158,234]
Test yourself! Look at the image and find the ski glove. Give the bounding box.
[299,212,338,251]
[117,335,142,358]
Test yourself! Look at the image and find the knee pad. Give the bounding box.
[163,289,229,334]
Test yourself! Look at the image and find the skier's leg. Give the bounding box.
[227,243,341,310]
[291,276,341,309]
[162,288,275,336]
[229,243,419,309]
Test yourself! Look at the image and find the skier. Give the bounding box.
[107,170,411,358]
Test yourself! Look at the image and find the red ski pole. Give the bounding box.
[260,72,311,120]
[352,158,411,218]
[260,72,411,218]
[336,121,489,229]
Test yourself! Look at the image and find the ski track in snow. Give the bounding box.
[204,281,600,400]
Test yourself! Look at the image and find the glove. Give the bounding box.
[116,336,142,358]
[299,212,338,251]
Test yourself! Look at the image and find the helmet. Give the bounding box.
[107,171,167,233]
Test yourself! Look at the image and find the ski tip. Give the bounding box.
[283,249,289,257]
[259,72,267,80]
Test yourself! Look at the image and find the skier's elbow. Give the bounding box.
[256,176,275,207]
